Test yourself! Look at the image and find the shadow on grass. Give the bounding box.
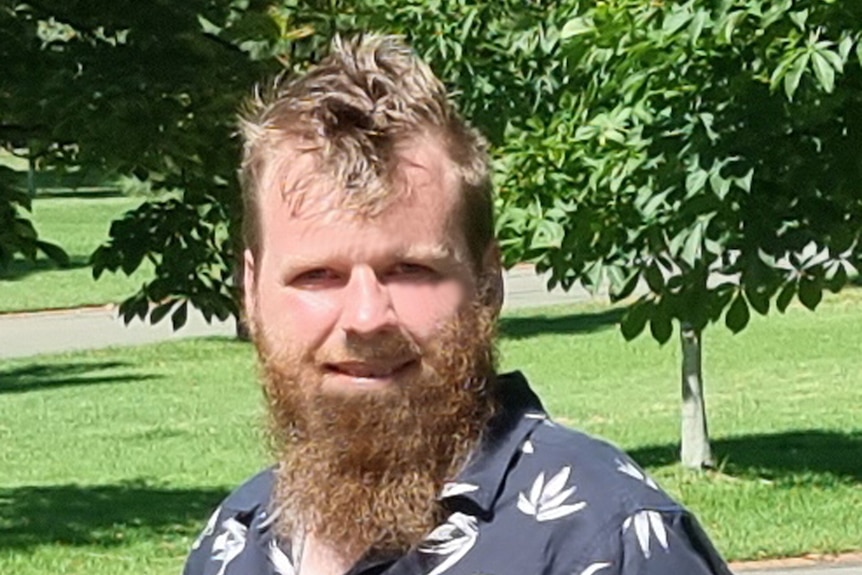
[0,255,90,282]
[36,188,124,199]
[0,481,229,550]
[629,429,862,484]
[0,361,160,395]
[500,307,625,340]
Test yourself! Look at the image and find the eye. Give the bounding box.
[289,268,343,288]
[386,262,439,282]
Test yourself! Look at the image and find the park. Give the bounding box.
[2,1,862,574]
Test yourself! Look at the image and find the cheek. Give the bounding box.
[389,280,467,341]
[256,287,341,349]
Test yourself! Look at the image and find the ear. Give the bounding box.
[243,248,258,334]
[479,241,504,315]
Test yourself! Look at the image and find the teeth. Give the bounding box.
[338,364,394,378]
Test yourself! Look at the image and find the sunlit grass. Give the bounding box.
[0,194,152,313]
[1,291,860,573]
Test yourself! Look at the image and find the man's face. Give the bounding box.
[245,135,490,396]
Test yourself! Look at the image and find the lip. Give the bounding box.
[323,359,418,385]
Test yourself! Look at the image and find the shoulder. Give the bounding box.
[182,468,281,575]
[507,417,731,574]
[219,467,276,515]
[522,417,675,516]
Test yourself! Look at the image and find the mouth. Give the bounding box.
[323,359,418,385]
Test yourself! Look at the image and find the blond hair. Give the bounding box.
[238,34,493,267]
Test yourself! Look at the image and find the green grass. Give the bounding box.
[2,293,861,574]
[0,194,152,313]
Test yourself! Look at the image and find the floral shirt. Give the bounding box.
[183,372,732,575]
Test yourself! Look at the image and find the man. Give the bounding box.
[184,34,732,575]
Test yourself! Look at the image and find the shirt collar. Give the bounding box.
[439,371,546,515]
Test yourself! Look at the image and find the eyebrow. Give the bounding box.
[275,243,467,271]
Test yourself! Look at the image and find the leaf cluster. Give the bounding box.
[0,167,69,270]
[494,0,862,343]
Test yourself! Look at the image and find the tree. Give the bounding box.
[0,0,286,326]
[0,3,69,270]
[7,0,860,467]
[1,0,567,327]
[495,0,862,467]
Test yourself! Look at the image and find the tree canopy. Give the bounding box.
[3,0,861,465]
[498,0,862,342]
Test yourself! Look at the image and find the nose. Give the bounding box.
[340,265,397,337]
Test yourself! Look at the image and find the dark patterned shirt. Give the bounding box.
[184,372,732,575]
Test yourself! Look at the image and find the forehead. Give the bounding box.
[255,134,467,254]
[257,134,460,219]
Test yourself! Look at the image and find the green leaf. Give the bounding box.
[709,170,732,200]
[645,261,665,292]
[649,306,673,345]
[725,293,750,333]
[798,276,823,310]
[688,9,709,44]
[826,263,848,293]
[171,301,189,330]
[735,169,754,193]
[560,16,594,39]
[717,10,745,44]
[150,300,175,325]
[776,281,797,312]
[680,222,704,267]
[820,48,844,73]
[745,284,770,315]
[35,240,70,267]
[583,260,604,292]
[621,299,651,341]
[686,168,709,197]
[663,7,693,36]
[811,51,835,93]
[785,52,810,101]
[839,35,854,62]
[609,268,641,302]
[788,9,808,31]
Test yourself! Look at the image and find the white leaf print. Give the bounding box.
[616,458,658,490]
[440,482,479,498]
[577,561,612,575]
[541,485,576,509]
[211,517,248,575]
[518,466,586,522]
[268,539,295,575]
[528,471,545,506]
[536,502,588,522]
[517,492,536,516]
[623,510,668,559]
[647,510,669,550]
[419,512,479,575]
[522,439,535,454]
[542,467,571,501]
[634,511,652,558]
[192,506,221,550]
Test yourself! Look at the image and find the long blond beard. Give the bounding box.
[255,298,498,559]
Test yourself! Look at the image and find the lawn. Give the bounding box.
[0,193,152,313]
[1,293,860,574]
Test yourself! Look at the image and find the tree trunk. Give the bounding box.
[232,251,251,342]
[680,323,714,469]
[27,154,36,198]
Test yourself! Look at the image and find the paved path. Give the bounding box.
[2,270,860,575]
[735,564,862,575]
[0,267,593,359]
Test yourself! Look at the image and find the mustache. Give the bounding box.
[315,331,421,364]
